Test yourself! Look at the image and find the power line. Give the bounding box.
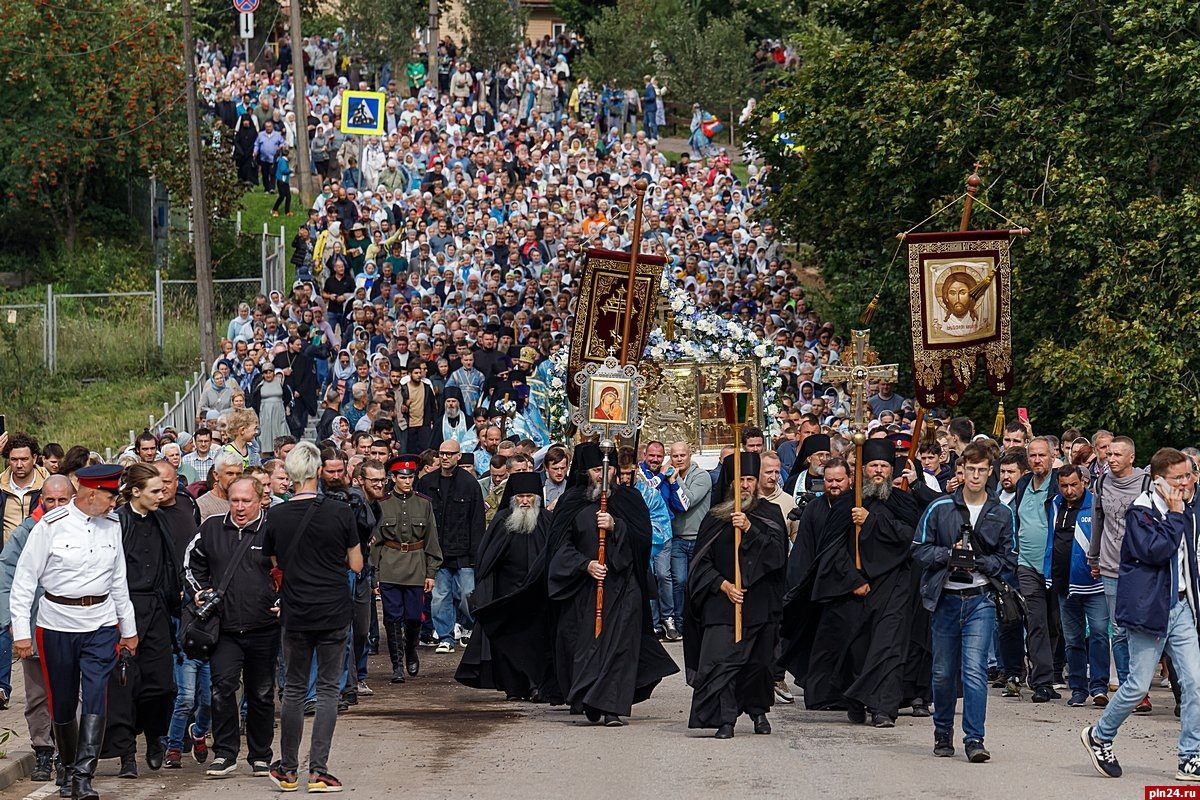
[59,92,188,142]
[0,20,160,56]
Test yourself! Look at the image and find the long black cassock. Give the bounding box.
[545,453,678,719]
[102,505,180,759]
[778,491,855,707]
[836,488,916,719]
[684,496,788,730]
[455,500,556,701]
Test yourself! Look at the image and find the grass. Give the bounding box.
[240,187,304,264]
[0,373,193,455]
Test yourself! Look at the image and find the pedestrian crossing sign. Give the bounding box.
[340,90,385,135]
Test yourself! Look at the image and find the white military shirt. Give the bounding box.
[10,500,137,640]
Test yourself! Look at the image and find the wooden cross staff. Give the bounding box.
[822,329,898,568]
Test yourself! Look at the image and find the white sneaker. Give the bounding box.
[458,628,473,646]
[356,681,373,697]
[435,641,455,654]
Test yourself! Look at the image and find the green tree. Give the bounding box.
[553,0,615,34]
[339,0,427,84]
[0,1,181,252]
[751,0,1200,449]
[458,0,528,110]
[579,0,755,113]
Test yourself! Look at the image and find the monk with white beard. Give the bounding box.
[455,471,555,701]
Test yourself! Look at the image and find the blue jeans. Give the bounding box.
[1101,576,1130,684]
[931,590,996,744]
[431,567,475,641]
[1058,592,1111,696]
[650,542,675,629]
[671,538,696,625]
[167,656,212,750]
[0,627,12,695]
[1094,600,1200,756]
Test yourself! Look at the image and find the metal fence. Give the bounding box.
[0,301,50,368]
[261,223,287,295]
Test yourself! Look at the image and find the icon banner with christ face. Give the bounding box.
[906,230,1014,407]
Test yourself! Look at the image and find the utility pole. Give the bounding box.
[427,0,439,80]
[182,0,217,366]
[288,0,313,207]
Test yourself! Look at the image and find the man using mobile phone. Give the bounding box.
[1082,447,1200,782]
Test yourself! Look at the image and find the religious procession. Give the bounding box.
[1,2,1197,799]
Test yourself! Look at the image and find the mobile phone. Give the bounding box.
[0,415,6,437]
[1017,407,1029,424]
[1155,477,1170,496]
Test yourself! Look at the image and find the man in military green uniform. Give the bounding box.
[371,456,441,684]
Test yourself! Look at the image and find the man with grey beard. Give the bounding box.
[455,472,554,701]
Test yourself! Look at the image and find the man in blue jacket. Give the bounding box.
[912,442,1016,764]
[1082,447,1200,781]
[1046,466,1109,707]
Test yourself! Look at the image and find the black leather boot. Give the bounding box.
[31,747,54,781]
[52,721,77,798]
[404,621,421,676]
[73,714,104,800]
[386,620,404,683]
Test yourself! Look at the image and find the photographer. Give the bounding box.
[184,476,280,777]
[912,442,1016,764]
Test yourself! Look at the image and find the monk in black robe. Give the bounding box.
[546,442,678,726]
[456,472,556,701]
[839,439,918,726]
[685,453,789,739]
[778,457,855,704]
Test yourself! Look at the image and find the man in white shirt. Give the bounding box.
[11,464,138,800]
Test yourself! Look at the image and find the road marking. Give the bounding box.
[22,783,56,799]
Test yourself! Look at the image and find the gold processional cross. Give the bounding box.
[821,329,898,569]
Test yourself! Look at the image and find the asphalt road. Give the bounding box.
[0,642,1190,800]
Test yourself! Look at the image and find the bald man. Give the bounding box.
[0,475,75,783]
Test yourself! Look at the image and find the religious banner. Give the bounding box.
[567,248,666,404]
[905,230,1013,406]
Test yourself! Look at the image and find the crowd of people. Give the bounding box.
[3,21,1197,800]
[4,388,1200,794]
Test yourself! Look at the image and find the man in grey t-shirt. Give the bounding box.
[668,442,711,625]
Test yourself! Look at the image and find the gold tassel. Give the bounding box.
[859,294,881,325]
[991,400,1006,439]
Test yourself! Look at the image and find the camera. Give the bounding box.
[195,588,224,622]
[947,524,978,584]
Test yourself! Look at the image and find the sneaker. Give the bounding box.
[1080,725,1122,778]
[965,740,991,763]
[435,641,455,654]
[1135,695,1153,713]
[0,687,9,710]
[933,731,954,757]
[1002,679,1022,698]
[356,680,374,697]
[1032,686,1059,703]
[164,748,183,769]
[206,756,238,777]
[337,698,350,713]
[1092,693,1109,707]
[419,635,437,647]
[458,628,473,646]
[773,680,795,704]
[190,724,209,764]
[663,620,681,642]
[1178,755,1200,782]
[308,771,344,793]
[303,699,317,716]
[270,763,299,792]
[1067,691,1089,707]
[251,760,272,777]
